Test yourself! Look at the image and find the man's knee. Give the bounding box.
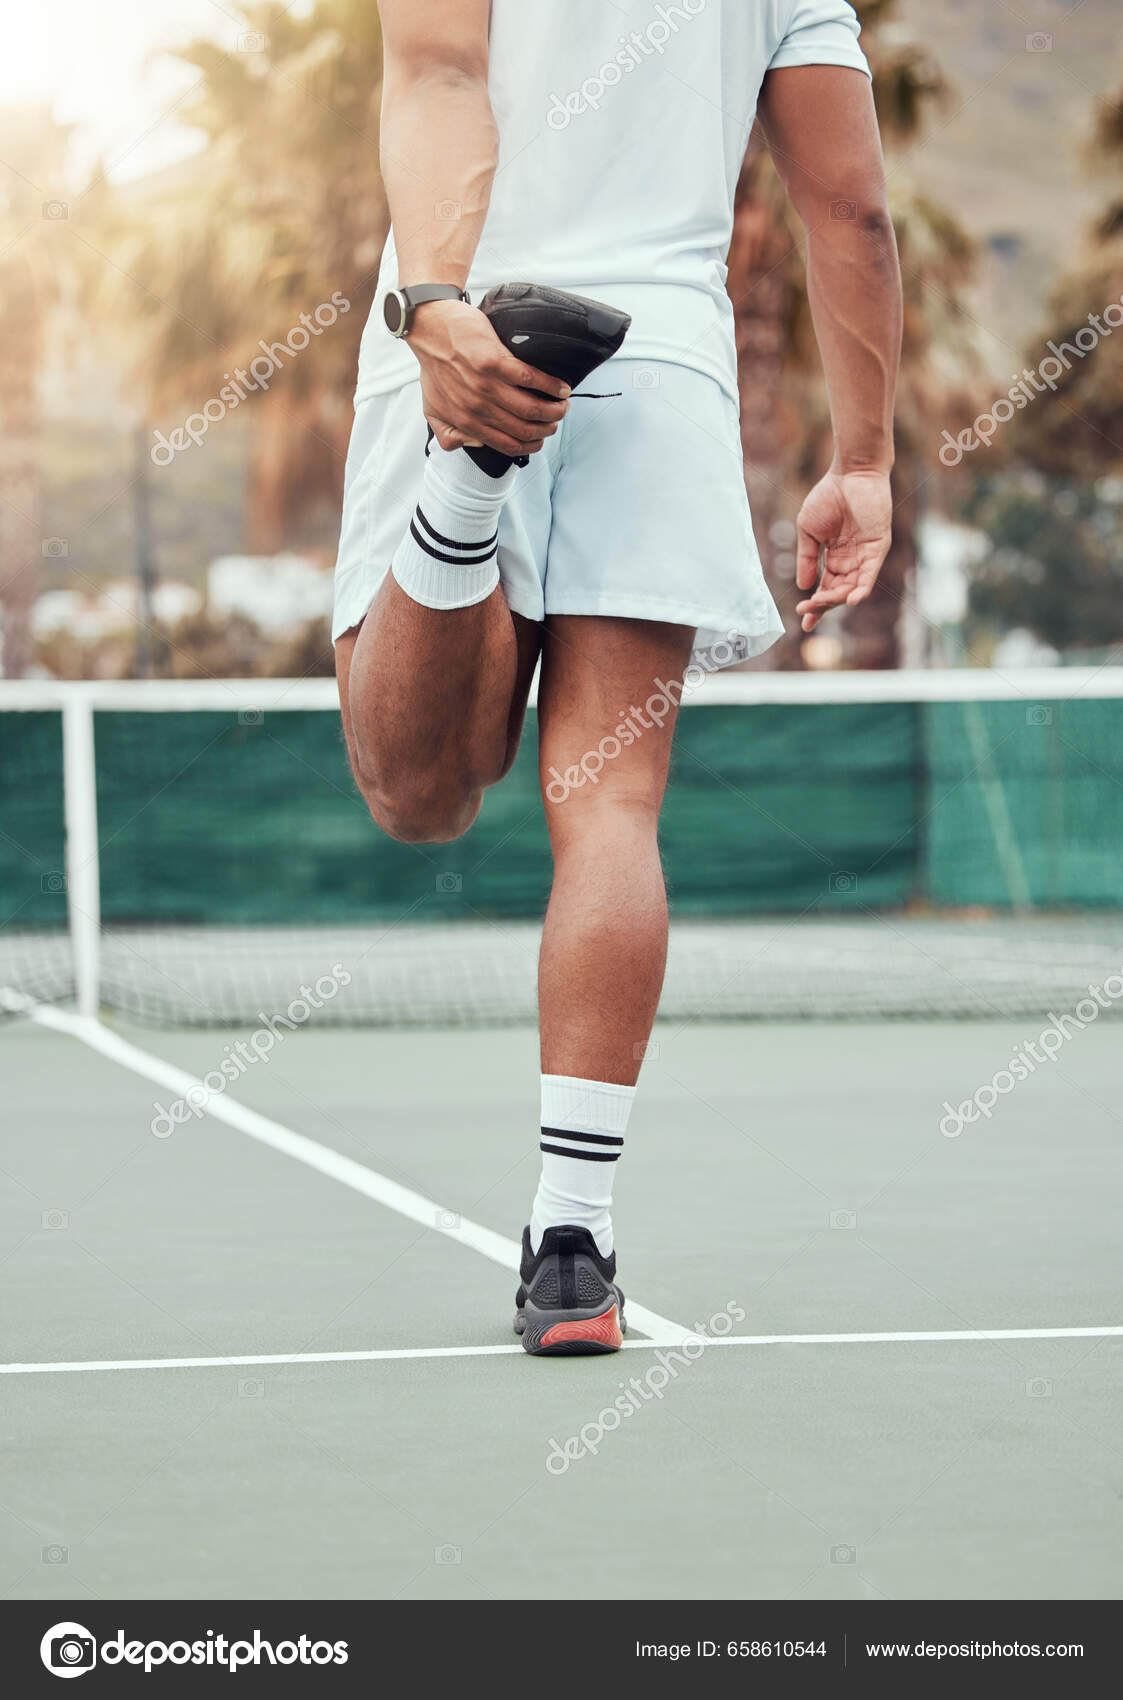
[544,784,664,847]
[353,765,481,845]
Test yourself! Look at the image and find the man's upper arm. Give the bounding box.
[378,0,491,81]
[757,0,884,222]
[757,64,887,226]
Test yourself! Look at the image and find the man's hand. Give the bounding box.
[408,299,570,457]
[794,469,893,634]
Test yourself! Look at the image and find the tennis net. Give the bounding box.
[3,671,1123,1025]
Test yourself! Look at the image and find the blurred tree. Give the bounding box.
[96,1,387,555]
[960,61,1123,659]
[1014,67,1123,480]
[965,473,1123,651]
[728,0,982,667]
[0,106,71,677]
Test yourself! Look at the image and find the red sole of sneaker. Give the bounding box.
[538,1304,623,1352]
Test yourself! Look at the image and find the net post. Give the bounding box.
[62,692,101,1019]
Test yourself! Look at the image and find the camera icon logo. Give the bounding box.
[435,1544,462,1565]
[238,1378,266,1398]
[434,200,462,221]
[435,872,463,893]
[435,1209,461,1230]
[42,538,69,557]
[632,367,660,390]
[42,201,69,221]
[1025,33,1053,52]
[238,32,267,52]
[829,871,857,894]
[41,1622,97,1677]
[42,1545,69,1565]
[830,1544,856,1565]
[42,1209,69,1231]
[41,871,68,895]
[829,1209,856,1231]
[1026,1377,1053,1398]
[1025,705,1053,726]
[830,199,858,220]
[237,708,264,727]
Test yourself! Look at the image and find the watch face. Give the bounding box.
[383,291,407,336]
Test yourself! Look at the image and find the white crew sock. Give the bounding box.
[530,1074,636,1258]
[391,441,517,610]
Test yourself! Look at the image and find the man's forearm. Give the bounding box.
[805,209,901,474]
[758,65,902,478]
[380,67,498,287]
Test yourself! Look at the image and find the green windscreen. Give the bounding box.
[86,705,921,923]
[3,694,1122,1024]
[0,711,67,932]
[4,700,1122,927]
[924,699,1123,908]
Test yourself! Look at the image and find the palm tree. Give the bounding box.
[1013,71,1123,480]
[95,1,387,553]
[0,106,71,677]
[727,0,981,667]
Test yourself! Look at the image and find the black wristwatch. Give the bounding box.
[383,283,470,338]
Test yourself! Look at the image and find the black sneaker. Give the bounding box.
[514,1225,626,1356]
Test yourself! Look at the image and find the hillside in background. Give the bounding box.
[897,0,1120,357]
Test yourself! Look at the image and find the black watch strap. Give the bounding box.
[384,283,469,337]
[405,284,469,310]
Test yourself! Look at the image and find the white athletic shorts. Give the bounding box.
[332,358,784,669]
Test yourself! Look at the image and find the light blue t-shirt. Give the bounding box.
[357,0,871,403]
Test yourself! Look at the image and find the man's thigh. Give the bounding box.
[335,609,543,787]
[536,615,695,827]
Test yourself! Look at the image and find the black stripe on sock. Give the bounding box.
[539,1142,620,1162]
[408,519,497,567]
[541,1125,624,1148]
[415,505,499,553]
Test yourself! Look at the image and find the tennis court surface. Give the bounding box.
[2,670,1121,1600]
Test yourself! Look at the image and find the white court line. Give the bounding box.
[3,1325,1122,1377]
[17,1000,690,1346]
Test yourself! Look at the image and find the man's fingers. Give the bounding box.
[441,397,553,451]
[496,353,570,400]
[429,412,531,458]
[429,419,466,451]
[475,373,567,429]
[471,395,561,445]
[425,372,562,447]
[795,527,823,591]
[795,579,851,616]
[473,423,541,458]
[488,382,569,424]
[434,422,487,453]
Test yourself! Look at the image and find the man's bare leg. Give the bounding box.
[336,580,541,844]
[536,615,694,1084]
[514,616,693,1349]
